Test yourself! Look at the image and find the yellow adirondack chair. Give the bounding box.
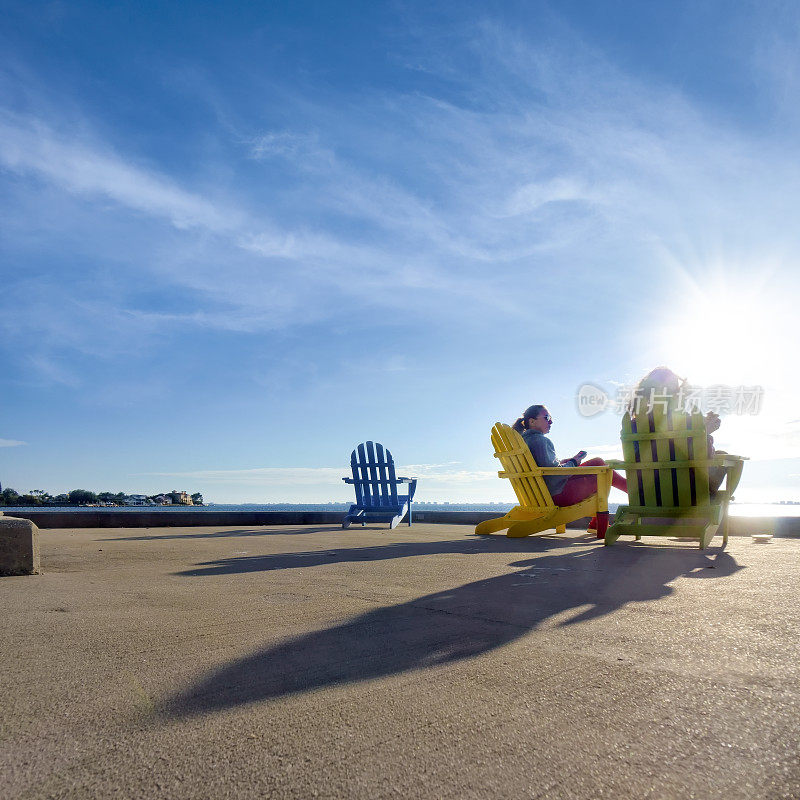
[605,409,747,549]
[475,423,614,538]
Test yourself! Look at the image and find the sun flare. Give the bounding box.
[652,278,789,387]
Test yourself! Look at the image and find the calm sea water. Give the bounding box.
[4,502,799,517]
[3,503,512,513]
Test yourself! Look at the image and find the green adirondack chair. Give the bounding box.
[605,408,746,549]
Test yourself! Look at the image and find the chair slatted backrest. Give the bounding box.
[622,409,712,510]
[490,423,554,510]
[671,412,693,507]
[351,442,399,508]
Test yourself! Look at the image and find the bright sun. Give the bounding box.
[652,280,788,387]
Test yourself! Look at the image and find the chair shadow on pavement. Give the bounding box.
[101,527,342,542]
[171,534,591,576]
[162,544,743,719]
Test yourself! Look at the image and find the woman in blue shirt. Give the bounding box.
[512,405,627,511]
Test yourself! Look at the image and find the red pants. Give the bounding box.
[551,458,627,507]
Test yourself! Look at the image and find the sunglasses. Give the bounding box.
[541,414,553,423]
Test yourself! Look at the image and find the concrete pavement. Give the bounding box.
[2,523,799,799]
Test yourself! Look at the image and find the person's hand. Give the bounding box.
[705,411,721,433]
[570,451,586,464]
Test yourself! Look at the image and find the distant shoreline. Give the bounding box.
[3,502,800,517]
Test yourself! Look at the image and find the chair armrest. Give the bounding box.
[712,454,748,466]
[396,477,416,483]
[605,458,746,470]
[608,458,749,470]
[536,466,614,476]
[499,466,613,479]
[343,478,355,484]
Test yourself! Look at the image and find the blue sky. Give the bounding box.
[1,0,799,503]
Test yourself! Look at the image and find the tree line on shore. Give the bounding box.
[0,487,203,506]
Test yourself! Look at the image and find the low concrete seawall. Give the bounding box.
[3,509,799,536]
[0,510,501,528]
[4,510,348,528]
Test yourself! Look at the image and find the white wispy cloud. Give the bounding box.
[0,110,239,232]
[136,462,508,503]
[140,467,350,486]
[140,463,497,485]
[0,438,27,447]
[2,13,800,390]
[24,355,81,388]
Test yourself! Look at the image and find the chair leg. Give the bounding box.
[507,519,549,538]
[475,516,515,536]
[555,524,566,534]
[604,526,622,546]
[700,524,716,549]
[343,513,367,529]
[342,505,360,529]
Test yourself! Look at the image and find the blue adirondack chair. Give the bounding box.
[342,442,417,529]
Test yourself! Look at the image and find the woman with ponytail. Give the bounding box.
[513,404,627,529]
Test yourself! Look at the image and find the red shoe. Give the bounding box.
[587,517,598,532]
[594,512,613,539]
